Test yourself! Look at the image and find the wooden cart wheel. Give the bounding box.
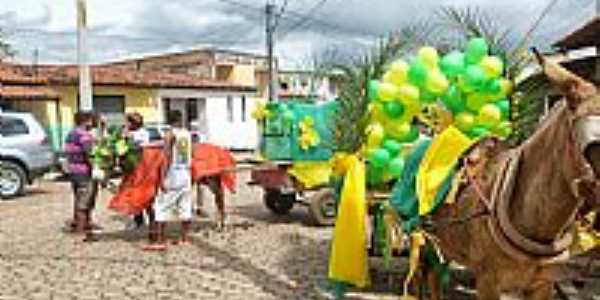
[308,189,336,226]
[264,188,295,215]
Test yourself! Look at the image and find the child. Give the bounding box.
[145,110,193,251]
[64,111,99,242]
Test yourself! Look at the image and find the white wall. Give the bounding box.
[157,89,258,150]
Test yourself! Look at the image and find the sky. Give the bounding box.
[0,0,596,69]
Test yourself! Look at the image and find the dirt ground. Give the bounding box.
[0,171,598,300]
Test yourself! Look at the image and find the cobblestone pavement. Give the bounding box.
[1,172,599,300]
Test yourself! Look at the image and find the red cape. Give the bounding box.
[108,143,236,216]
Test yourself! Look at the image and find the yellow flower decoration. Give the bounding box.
[298,116,320,150]
[251,101,271,120]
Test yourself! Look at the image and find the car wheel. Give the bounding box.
[0,161,26,199]
[307,189,336,226]
[264,189,295,215]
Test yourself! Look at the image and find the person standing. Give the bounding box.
[145,110,193,251]
[64,111,98,242]
[123,113,152,229]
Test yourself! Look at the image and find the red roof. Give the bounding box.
[0,63,256,91]
[0,85,58,100]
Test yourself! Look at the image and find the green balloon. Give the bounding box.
[369,148,391,168]
[383,101,405,118]
[421,88,438,104]
[368,80,380,102]
[367,165,384,186]
[382,139,402,157]
[442,85,465,113]
[399,126,419,143]
[495,99,510,119]
[465,37,489,64]
[389,158,405,178]
[408,59,429,87]
[484,79,502,95]
[465,65,486,90]
[440,51,466,77]
[467,126,489,139]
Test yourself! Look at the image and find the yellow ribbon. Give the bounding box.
[298,116,320,150]
[328,155,370,288]
[417,126,476,216]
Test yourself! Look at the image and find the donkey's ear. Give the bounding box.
[532,48,596,109]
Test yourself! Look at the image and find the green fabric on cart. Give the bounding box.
[389,138,456,233]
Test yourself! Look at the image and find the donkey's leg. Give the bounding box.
[427,267,442,300]
[475,273,501,300]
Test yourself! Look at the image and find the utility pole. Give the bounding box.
[266,2,277,102]
[76,0,92,111]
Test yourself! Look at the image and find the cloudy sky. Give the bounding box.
[0,0,596,69]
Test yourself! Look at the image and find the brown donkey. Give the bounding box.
[426,53,600,300]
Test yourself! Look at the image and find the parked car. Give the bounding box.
[146,122,206,144]
[0,111,55,198]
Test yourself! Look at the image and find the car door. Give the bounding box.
[0,116,35,167]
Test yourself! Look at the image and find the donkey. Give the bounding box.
[426,53,600,300]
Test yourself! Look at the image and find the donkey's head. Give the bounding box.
[535,50,600,174]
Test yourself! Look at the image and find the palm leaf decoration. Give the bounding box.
[329,24,432,153]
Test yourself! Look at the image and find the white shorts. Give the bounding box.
[153,187,194,222]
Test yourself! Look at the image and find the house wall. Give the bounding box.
[24,85,159,151]
[157,89,258,150]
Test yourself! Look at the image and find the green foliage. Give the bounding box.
[90,127,141,174]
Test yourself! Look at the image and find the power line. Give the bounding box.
[278,0,328,39]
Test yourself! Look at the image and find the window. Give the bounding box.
[0,117,29,136]
[93,95,125,126]
[226,96,234,123]
[187,98,198,126]
[241,95,247,122]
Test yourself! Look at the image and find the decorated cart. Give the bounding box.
[250,99,339,225]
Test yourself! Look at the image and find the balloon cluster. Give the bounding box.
[366,38,513,184]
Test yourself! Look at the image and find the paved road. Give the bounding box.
[0,173,599,300]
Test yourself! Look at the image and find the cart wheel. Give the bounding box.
[308,189,336,226]
[264,189,295,215]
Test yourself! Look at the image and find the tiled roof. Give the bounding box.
[554,17,600,50]
[0,85,58,100]
[0,63,257,91]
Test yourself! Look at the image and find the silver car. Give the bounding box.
[0,112,55,198]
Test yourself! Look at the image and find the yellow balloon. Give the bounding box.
[426,70,449,95]
[466,93,487,111]
[418,47,439,69]
[476,104,502,128]
[387,60,409,85]
[378,82,399,102]
[398,84,420,104]
[403,100,421,121]
[386,122,412,140]
[500,79,513,96]
[479,56,504,79]
[371,102,388,123]
[454,112,475,132]
[366,123,385,148]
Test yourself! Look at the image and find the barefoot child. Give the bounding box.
[64,111,99,242]
[145,110,193,250]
